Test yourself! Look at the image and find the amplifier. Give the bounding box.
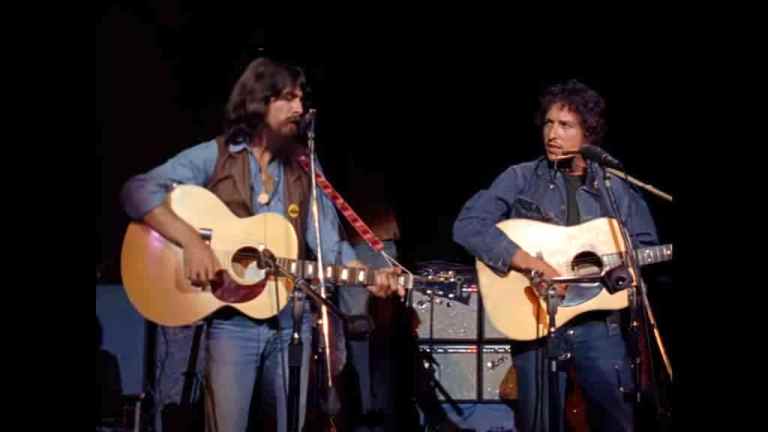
[411,263,511,341]
[412,283,479,340]
[417,344,514,402]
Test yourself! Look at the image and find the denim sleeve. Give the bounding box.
[120,140,218,220]
[614,176,660,249]
[453,165,528,274]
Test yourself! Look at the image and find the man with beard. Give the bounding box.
[121,57,401,432]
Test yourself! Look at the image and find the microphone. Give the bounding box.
[578,144,624,170]
[299,109,317,137]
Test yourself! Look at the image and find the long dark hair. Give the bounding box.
[224,57,306,145]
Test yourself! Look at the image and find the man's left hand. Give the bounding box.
[347,260,404,298]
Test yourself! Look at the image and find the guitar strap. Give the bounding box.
[295,153,385,253]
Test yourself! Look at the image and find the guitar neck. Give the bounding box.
[275,257,381,286]
[271,258,458,290]
[602,244,673,268]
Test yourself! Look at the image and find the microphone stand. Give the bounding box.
[597,162,675,430]
[601,165,674,429]
[532,272,604,432]
[604,167,673,203]
[569,147,674,377]
[604,166,673,382]
[260,249,373,432]
[567,151,674,385]
[306,109,341,427]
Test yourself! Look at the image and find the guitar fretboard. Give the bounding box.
[275,257,379,286]
[602,244,673,268]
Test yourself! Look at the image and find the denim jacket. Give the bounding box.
[453,157,659,275]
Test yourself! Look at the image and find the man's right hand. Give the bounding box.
[184,238,221,285]
[142,204,222,286]
[510,249,567,297]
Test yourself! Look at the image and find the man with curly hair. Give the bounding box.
[453,80,659,432]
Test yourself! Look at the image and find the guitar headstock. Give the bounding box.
[409,269,477,304]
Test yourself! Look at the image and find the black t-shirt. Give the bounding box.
[564,173,585,226]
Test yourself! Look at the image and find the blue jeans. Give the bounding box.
[513,312,635,432]
[203,305,313,432]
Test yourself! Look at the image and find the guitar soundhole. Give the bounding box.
[209,247,268,304]
[571,251,603,276]
[231,247,266,283]
[561,251,605,308]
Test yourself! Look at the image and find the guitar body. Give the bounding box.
[121,185,297,326]
[477,217,632,341]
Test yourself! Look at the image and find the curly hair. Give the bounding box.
[537,79,606,145]
[224,57,306,133]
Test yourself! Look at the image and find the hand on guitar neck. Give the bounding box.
[510,249,567,297]
[347,259,404,299]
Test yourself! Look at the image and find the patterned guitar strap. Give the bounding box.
[295,153,386,255]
